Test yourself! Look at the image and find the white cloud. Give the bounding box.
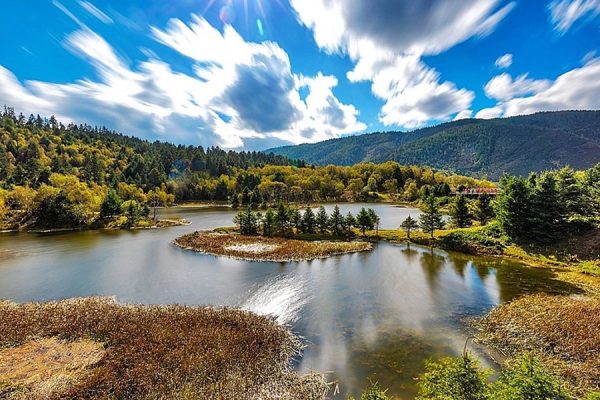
[484,73,551,101]
[454,110,474,120]
[475,107,504,119]
[548,0,600,33]
[477,58,600,117]
[495,53,513,69]
[289,0,514,128]
[0,16,366,149]
[78,1,113,24]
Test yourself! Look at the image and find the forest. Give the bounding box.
[0,108,492,229]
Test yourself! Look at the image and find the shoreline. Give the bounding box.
[0,218,191,235]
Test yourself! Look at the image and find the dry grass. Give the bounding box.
[0,337,105,398]
[0,297,328,400]
[477,294,600,394]
[174,231,372,262]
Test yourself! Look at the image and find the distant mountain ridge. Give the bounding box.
[267,111,600,179]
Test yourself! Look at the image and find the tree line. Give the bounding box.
[234,204,380,238]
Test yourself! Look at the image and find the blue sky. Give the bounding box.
[0,0,599,150]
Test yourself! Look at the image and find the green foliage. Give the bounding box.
[316,206,329,234]
[329,205,344,236]
[450,194,473,228]
[416,352,573,400]
[100,189,123,218]
[262,209,275,236]
[400,215,419,240]
[356,208,375,236]
[300,207,316,234]
[474,193,494,226]
[269,111,600,180]
[275,203,291,236]
[233,207,259,235]
[489,353,571,400]
[351,382,391,400]
[123,200,142,226]
[419,194,445,239]
[416,352,490,400]
[495,175,532,240]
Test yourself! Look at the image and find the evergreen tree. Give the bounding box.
[400,215,418,240]
[290,208,302,234]
[234,207,258,235]
[356,208,374,236]
[344,212,356,236]
[100,189,123,218]
[368,208,381,234]
[301,207,316,234]
[124,200,142,227]
[316,206,329,234]
[241,187,251,205]
[473,193,494,226]
[329,205,344,236]
[530,172,565,243]
[214,180,229,201]
[262,209,275,237]
[419,194,445,239]
[449,194,473,228]
[275,203,291,236]
[556,166,584,216]
[0,146,8,181]
[230,193,239,209]
[495,175,532,241]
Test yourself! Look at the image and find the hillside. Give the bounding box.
[268,111,600,179]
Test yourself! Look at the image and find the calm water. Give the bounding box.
[0,204,581,399]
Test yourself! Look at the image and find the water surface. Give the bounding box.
[0,204,580,398]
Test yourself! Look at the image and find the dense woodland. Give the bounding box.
[0,108,492,229]
[270,111,600,179]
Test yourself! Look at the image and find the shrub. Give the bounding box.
[490,353,571,400]
[416,352,490,400]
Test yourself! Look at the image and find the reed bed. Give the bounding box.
[174,231,372,262]
[477,294,600,394]
[0,297,328,400]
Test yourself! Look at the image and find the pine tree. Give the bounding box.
[530,172,565,243]
[230,193,239,209]
[275,203,290,236]
[241,187,251,205]
[100,189,122,218]
[368,208,380,234]
[495,175,532,241]
[329,205,344,236]
[344,212,355,236]
[401,215,418,240]
[262,209,275,237]
[290,208,302,234]
[419,194,445,239]
[301,207,316,234]
[556,166,584,216]
[473,193,494,226]
[449,194,473,228]
[356,208,373,236]
[316,206,329,234]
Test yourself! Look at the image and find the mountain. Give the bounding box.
[268,111,600,179]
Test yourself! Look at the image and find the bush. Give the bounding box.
[349,382,391,400]
[416,353,490,400]
[490,353,571,400]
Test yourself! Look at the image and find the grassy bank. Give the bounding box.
[476,294,600,396]
[0,297,327,400]
[174,231,372,262]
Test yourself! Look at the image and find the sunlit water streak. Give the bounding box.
[241,274,312,325]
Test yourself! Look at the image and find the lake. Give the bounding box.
[0,204,580,398]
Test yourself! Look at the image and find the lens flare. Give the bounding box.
[256,18,264,36]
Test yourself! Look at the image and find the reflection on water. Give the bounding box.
[0,205,582,399]
[242,275,313,324]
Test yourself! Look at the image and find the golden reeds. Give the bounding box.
[477,294,600,394]
[0,297,328,399]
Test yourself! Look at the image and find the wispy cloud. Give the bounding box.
[548,0,600,33]
[78,1,113,24]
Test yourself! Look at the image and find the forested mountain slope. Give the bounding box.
[268,111,600,179]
